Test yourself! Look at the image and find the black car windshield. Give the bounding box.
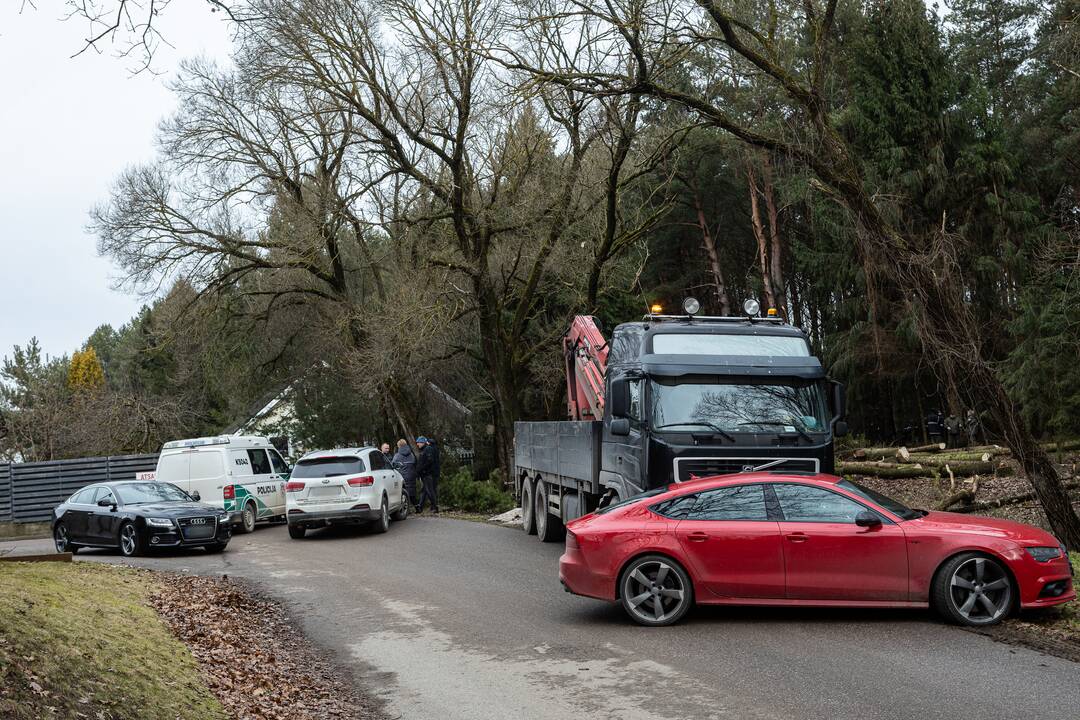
[838,479,921,520]
[649,379,829,434]
[292,457,366,479]
[114,482,192,505]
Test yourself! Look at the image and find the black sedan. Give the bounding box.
[52,481,231,556]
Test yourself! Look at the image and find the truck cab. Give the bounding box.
[513,302,847,542]
[600,314,845,501]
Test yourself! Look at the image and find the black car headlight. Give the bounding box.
[1026,546,1064,562]
[146,517,174,529]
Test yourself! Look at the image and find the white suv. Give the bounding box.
[285,447,409,538]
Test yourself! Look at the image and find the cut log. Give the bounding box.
[849,447,901,460]
[1040,439,1080,452]
[897,452,995,465]
[907,443,946,454]
[936,490,974,510]
[836,461,1012,479]
[836,462,931,479]
[943,481,1080,513]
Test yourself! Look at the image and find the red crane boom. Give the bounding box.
[563,315,609,420]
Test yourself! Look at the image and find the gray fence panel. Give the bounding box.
[0,464,11,522]
[8,453,159,523]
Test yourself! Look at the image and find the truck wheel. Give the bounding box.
[521,477,536,535]
[535,481,564,543]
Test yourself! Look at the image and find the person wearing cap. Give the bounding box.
[415,436,440,514]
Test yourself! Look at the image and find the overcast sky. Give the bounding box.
[0,2,232,362]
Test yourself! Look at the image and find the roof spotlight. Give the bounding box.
[743,298,760,317]
[649,303,663,314]
[682,297,701,316]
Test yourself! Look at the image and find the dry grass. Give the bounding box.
[0,562,226,720]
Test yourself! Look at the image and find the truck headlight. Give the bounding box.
[146,517,174,528]
[1026,546,1063,562]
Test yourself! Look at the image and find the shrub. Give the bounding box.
[439,467,515,514]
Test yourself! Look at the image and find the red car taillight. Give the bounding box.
[565,530,579,549]
[285,481,306,493]
[347,475,375,487]
[223,485,235,500]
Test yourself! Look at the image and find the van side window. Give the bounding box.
[268,449,290,475]
[246,450,271,475]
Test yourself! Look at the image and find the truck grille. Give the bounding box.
[177,516,217,540]
[674,457,819,483]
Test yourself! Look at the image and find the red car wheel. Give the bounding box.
[619,555,694,626]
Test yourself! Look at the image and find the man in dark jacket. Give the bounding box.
[391,439,418,509]
[416,436,440,514]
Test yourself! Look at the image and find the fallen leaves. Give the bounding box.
[148,574,379,720]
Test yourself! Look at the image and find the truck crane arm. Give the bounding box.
[563,315,609,421]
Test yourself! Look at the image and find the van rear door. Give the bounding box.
[155,452,192,492]
[189,450,226,505]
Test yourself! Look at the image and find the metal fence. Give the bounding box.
[0,454,158,523]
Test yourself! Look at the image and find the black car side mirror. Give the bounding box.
[855,510,881,528]
[610,418,631,437]
[191,490,202,502]
[97,498,115,508]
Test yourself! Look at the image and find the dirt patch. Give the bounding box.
[149,574,383,720]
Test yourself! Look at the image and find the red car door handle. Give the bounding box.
[786,533,808,543]
[687,532,709,543]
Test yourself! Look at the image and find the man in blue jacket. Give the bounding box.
[416,436,440,514]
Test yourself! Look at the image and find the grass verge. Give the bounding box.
[0,562,226,720]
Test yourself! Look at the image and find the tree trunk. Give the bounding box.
[745,161,777,310]
[691,185,730,315]
[761,154,787,318]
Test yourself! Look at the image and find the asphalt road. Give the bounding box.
[4,517,1078,719]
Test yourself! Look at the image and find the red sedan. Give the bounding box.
[560,473,1075,626]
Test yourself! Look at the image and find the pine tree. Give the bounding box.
[68,347,105,393]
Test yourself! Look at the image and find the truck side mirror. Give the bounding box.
[610,418,631,436]
[609,377,629,418]
[833,420,848,437]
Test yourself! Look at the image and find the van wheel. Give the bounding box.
[521,477,536,535]
[535,481,564,543]
[239,501,257,534]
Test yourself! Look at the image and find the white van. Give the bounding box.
[148,435,291,533]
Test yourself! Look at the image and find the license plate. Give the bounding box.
[308,486,345,499]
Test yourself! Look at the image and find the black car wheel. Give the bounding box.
[933,552,1014,626]
[619,555,694,627]
[54,523,77,554]
[288,524,306,539]
[119,522,145,557]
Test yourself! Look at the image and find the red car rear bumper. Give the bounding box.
[560,548,616,601]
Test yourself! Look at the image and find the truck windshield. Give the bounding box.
[649,380,829,434]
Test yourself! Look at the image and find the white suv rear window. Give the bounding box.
[292,457,366,478]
